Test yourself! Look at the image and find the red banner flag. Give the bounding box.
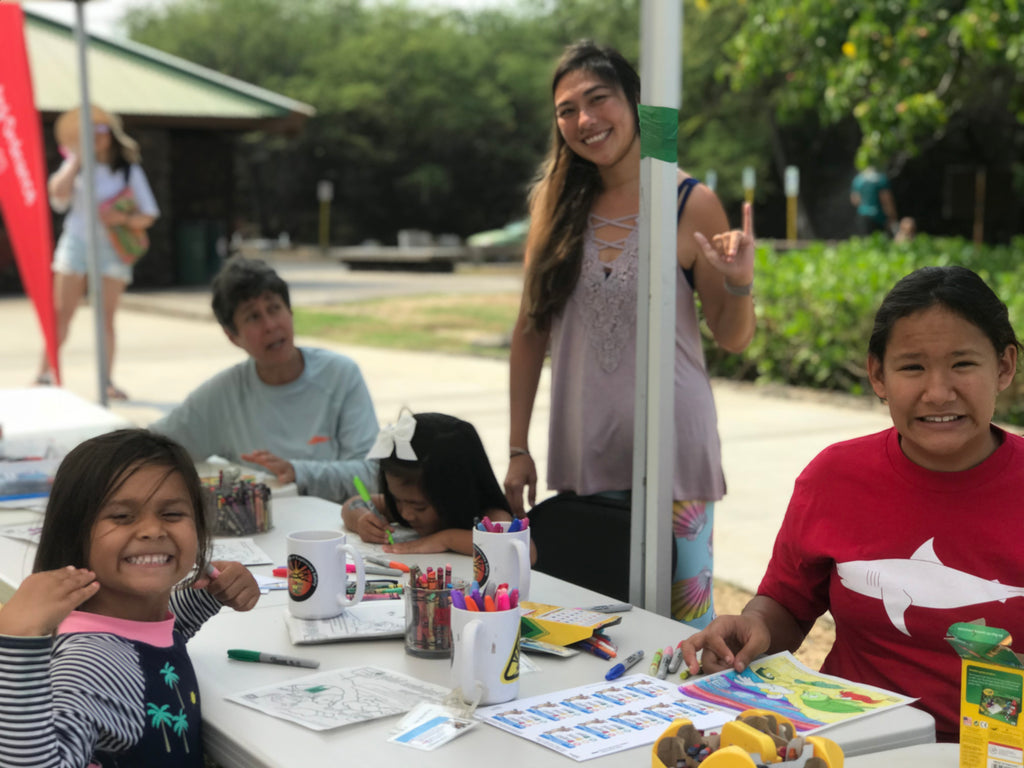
[0,4,59,384]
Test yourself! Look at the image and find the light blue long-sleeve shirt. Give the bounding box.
[150,347,379,501]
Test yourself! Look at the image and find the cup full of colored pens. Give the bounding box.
[403,564,462,659]
[472,516,531,601]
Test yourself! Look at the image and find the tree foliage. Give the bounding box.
[122,0,1022,243]
[728,0,1024,170]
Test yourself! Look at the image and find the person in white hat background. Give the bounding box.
[36,105,160,400]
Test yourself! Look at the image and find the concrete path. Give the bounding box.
[0,257,893,593]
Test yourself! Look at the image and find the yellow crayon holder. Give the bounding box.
[651,708,843,768]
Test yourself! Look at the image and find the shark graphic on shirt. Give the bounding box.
[836,538,1024,636]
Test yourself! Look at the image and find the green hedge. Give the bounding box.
[703,234,1024,424]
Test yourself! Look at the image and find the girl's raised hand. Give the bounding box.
[197,561,260,612]
[0,566,99,637]
[694,201,755,288]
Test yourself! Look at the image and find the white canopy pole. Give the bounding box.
[72,0,109,406]
[631,0,681,615]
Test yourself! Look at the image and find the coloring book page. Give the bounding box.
[677,651,915,733]
[211,537,273,566]
[226,666,449,731]
[283,601,405,644]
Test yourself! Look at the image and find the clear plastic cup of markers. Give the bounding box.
[404,580,465,658]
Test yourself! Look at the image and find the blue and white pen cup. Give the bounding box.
[450,605,521,705]
[286,530,365,620]
[472,522,531,601]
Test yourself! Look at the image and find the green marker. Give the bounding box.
[353,475,373,506]
[353,475,394,545]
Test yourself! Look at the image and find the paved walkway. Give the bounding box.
[0,257,893,593]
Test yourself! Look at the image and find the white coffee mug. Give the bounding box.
[473,522,531,601]
[450,605,521,705]
[286,530,366,619]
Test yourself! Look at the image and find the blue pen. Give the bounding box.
[605,649,644,681]
[576,640,612,660]
[508,518,522,533]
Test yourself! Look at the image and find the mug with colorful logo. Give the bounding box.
[450,604,521,705]
[286,530,366,620]
[473,521,531,601]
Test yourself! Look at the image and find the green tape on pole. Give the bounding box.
[639,104,678,163]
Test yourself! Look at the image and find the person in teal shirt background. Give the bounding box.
[850,165,899,236]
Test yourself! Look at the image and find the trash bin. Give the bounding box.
[175,220,226,286]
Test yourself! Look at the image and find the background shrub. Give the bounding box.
[703,235,1024,424]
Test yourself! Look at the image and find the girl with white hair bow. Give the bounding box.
[341,411,535,560]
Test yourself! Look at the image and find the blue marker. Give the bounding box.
[605,649,644,681]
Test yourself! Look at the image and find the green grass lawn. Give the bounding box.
[292,292,521,357]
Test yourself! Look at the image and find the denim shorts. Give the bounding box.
[52,231,133,284]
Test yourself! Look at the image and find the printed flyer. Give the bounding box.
[475,674,734,761]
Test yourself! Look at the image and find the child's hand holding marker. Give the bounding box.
[344,476,395,546]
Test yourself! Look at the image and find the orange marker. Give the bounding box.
[484,595,497,612]
[464,596,480,611]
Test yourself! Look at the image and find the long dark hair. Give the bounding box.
[869,266,1022,364]
[376,413,510,530]
[34,429,209,582]
[522,40,641,331]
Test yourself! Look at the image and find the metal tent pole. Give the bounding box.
[631,0,682,615]
[72,0,109,406]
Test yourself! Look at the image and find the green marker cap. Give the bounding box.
[353,475,372,504]
[227,649,261,662]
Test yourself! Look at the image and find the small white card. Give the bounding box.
[389,702,479,750]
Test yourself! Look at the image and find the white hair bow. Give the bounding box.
[367,411,418,460]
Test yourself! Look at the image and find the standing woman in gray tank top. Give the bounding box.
[504,40,756,629]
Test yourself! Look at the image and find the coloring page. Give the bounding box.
[211,537,273,566]
[227,666,449,731]
[677,651,914,733]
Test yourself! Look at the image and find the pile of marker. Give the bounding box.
[474,515,529,532]
[204,476,272,535]
[648,641,687,679]
[451,580,518,612]
[348,580,403,600]
[604,641,688,681]
[572,632,617,660]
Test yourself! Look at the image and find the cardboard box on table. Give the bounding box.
[947,622,1024,768]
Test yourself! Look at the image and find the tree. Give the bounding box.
[727,0,1024,172]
